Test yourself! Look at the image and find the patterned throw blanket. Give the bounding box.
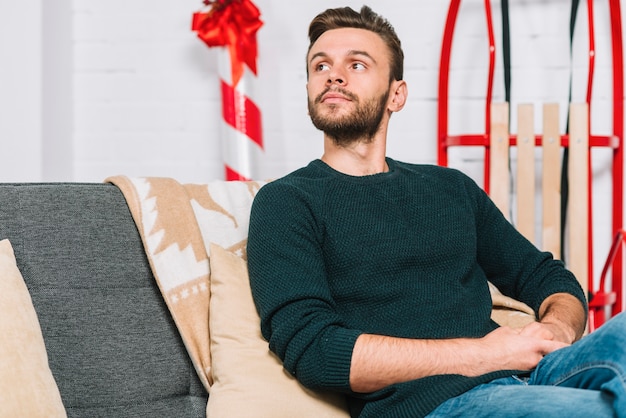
[106,176,266,391]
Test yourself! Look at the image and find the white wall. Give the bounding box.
[0,0,624,282]
[0,0,43,181]
[0,0,621,182]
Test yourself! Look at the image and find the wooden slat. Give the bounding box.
[488,102,589,301]
[490,103,510,219]
[567,103,589,298]
[542,103,561,259]
[516,104,535,242]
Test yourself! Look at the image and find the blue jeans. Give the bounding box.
[427,312,626,417]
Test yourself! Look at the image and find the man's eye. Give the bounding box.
[316,63,330,72]
[352,63,366,70]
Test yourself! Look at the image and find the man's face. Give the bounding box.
[306,28,393,145]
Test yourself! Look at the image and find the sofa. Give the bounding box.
[0,183,208,417]
[0,179,534,418]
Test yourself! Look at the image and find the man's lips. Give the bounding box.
[322,92,351,103]
[316,88,356,104]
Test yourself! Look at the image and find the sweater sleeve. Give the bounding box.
[463,174,588,317]
[247,181,362,392]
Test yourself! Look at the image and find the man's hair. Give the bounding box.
[306,5,404,82]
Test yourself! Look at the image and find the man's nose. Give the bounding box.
[327,68,345,85]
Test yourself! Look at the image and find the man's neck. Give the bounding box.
[321,137,388,176]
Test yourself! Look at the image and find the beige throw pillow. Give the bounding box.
[0,239,66,417]
[488,281,536,328]
[207,243,350,418]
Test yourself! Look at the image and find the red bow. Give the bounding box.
[192,0,263,87]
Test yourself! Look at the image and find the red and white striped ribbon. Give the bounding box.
[218,48,263,181]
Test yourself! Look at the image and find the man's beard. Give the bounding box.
[308,87,390,147]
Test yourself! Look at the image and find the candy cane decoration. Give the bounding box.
[192,0,264,181]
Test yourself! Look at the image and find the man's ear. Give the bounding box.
[388,80,408,112]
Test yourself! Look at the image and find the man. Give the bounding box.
[247,5,626,417]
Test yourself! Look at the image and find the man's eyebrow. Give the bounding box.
[308,50,377,65]
[308,51,329,65]
[347,50,377,63]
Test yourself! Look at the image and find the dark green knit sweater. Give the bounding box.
[247,158,586,418]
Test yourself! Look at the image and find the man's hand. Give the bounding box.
[522,319,573,345]
[466,292,586,378]
[465,325,569,377]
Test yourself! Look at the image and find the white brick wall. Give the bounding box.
[71,0,224,181]
[0,1,623,281]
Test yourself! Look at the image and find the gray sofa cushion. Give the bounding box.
[0,183,207,417]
